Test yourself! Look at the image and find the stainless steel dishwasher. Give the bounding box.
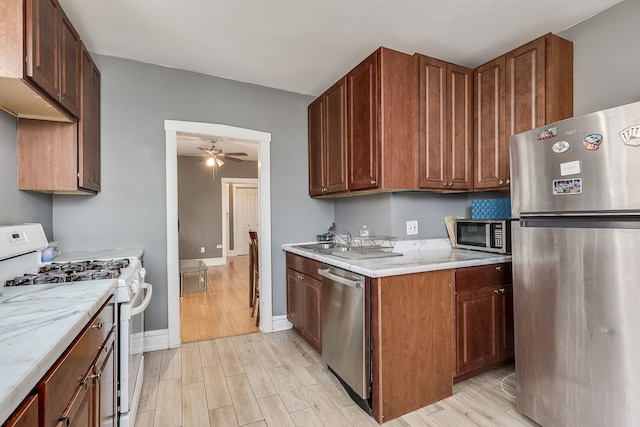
[318,264,371,413]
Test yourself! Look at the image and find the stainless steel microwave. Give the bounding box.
[454,219,511,254]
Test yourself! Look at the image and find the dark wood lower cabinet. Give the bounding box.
[286,253,322,353]
[454,263,514,379]
[3,394,38,427]
[4,295,116,427]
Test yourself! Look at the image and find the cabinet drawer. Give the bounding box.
[39,295,115,427]
[455,263,511,292]
[286,253,322,280]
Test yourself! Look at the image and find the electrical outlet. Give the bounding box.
[216,244,222,249]
[406,220,419,235]
[200,247,205,253]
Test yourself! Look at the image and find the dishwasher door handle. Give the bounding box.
[318,268,362,288]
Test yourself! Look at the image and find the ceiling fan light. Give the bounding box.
[205,156,215,167]
[215,157,225,167]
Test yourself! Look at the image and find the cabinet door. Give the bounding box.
[324,77,348,194]
[4,394,38,427]
[286,268,304,332]
[78,46,101,192]
[57,375,94,427]
[26,0,60,100]
[499,285,514,360]
[348,51,379,191]
[456,287,500,375]
[474,56,506,190]
[446,63,473,190]
[94,333,116,427]
[303,276,322,353]
[308,96,325,196]
[58,9,81,117]
[416,55,447,189]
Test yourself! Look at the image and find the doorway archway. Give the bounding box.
[165,120,272,348]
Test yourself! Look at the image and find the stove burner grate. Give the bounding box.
[5,258,130,287]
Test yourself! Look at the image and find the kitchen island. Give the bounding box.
[0,279,117,424]
[283,238,512,423]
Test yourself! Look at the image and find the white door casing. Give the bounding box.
[234,185,258,256]
[165,121,272,348]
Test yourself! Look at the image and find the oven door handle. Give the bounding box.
[130,282,153,317]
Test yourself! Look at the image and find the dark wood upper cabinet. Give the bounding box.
[25,0,81,118]
[416,55,473,191]
[474,33,573,191]
[308,47,414,197]
[59,9,81,117]
[348,51,379,191]
[78,45,101,192]
[26,0,60,99]
[474,56,506,190]
[347,47,414,193]
[17,44,101,194]
[308,78,348,196]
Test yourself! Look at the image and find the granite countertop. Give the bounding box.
[0,279,117,424]
[283,238,512,278]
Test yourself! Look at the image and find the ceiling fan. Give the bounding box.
[197,139,248,178]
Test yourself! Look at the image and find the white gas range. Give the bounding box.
[0,224,151,427]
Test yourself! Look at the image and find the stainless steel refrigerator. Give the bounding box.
[510,100,640,427]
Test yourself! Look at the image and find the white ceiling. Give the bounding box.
[57,0,623,149]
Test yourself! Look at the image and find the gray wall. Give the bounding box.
[177,156,257,259]
[559,0,640,116]
[52,55,333,329]
[0,110,53,238]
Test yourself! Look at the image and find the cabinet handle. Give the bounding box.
[495,265,502,271]
[494,288,506,295]
[506,179,510,184]
[90,322,103,330]
[499,179,504,185]
[371,180,376,185]
[87,370,102,381]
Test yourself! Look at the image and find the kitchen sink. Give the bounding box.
[295,243,348,253]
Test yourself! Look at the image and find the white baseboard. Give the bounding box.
[270,315,292,332]
[144,316,290,351]
[144,329,170,351]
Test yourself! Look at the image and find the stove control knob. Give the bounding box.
[138,267,147,281]
[130,279,140,295]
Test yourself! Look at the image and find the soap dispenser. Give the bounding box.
[360,225,370,237]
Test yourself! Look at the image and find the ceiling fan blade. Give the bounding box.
[221,152,248,157]
[222,156,244,162]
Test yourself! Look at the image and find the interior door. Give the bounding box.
[233,186,258,255]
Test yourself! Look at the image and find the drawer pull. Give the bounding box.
[495,266,502,271]
[87,370,102,381]
[90,322,103,330]
[494,288,506,295]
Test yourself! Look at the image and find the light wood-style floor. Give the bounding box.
[180,256,259,343]
[137,329,539,427]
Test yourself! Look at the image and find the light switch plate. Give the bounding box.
[406,220,419,235]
